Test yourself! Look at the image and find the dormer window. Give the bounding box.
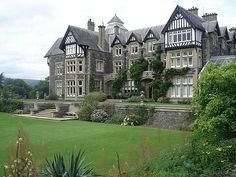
[169,29,191,44]
[148,42,155,52]
[66,44,76,56]
[130,36,136,42]
[131,45,139,54]
[115,46,122,56]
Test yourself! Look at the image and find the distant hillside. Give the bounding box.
[23,79,40,87]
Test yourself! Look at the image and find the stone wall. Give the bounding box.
[115,107,194,129]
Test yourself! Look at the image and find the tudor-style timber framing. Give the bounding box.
[45,6,236,101]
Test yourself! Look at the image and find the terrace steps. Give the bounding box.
[34,109,56,118]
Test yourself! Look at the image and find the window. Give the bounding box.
[78,60,83,73]
[77,45,84,57]
[171,77,181,98]
[182,77,193,97]
[131,45,139,54]
[148,42,155,52]
[66,60,76,73]
[169,29,191,44]
[55,62,63,75]
[182,51,193,67]
[55,80,62,97]
[170,52,181,68]
[66,80,76,97]
[96,60,104,72]
[114,61,122,73]
[124,80,136,92]
[115,46,122,56]
[78,80,83,96]
[66,44,76,56]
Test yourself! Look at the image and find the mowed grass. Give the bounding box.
[0,112,189,175]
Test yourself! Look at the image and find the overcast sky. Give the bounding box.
[1,0,236,80]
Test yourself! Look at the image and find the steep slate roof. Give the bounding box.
[202,20,219,33]
[111,25,165,47]
[228,31,236,41]
[162,5,205,34]
[219,26,229,39]
[44,37,64,57]
[59,25,109,52]
[108,14,124,24]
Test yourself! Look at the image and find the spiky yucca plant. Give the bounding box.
[44,150,94,177]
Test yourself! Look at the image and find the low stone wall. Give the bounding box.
[115,107,194,129]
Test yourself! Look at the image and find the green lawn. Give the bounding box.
[0,112,189,175]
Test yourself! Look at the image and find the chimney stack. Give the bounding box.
[188,6,199,16]
[229,27,236,33]
[202,13,218,21]
[87,19,95,31]
[114,25,120,35]
[98,25,106,50]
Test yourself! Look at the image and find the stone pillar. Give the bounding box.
[87,19,95,31]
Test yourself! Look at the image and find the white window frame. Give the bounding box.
[55,80,62,97]
[114,61,122,73]
[115,46,122,56]
[66,60,76,73]
[66,80,76,97]
[66,44,76,55]
[131,44,139,55]
[96,60,104,72]
[55,62,63,75]
[78,80,83,96]
[78,60,83,73]
[169,29,191,44]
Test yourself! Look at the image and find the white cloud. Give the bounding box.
[0,0,236,79]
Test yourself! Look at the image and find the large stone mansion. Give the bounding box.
[45,5,236,101]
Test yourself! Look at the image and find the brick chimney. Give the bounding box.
[188,6,199,16]
[87,19,95,31]
[202,13,218,21]
[114,25,120,35]
[98,25,106,50]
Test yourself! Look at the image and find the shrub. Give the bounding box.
[77,92,106,121]
[157,97,171,103]
[105,114,125,124]
[78,103,94,121]
[84,91,106,103]
[122,114,146,126]
[46,94,58,100]
[91,109,109,123]
[177,99,191,105]
[127,96,140,102]
[0,99,23,113]
[100,101,115,117]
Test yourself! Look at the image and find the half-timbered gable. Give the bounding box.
[162,5,205,50]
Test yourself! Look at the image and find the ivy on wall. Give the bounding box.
[89,74,96,92]
[129,57,148,92]
[111,69,127,97]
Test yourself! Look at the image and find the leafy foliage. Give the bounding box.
[0,99,23,113]
[130,57,148,92]
[91,109,109,123]
[3,78,32,99]
[78,92,106,121]
[89,74,96,92]
[44,150,94,177]
[30,77,49,99]
[164,67,190,79]
[111,69,127,97]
